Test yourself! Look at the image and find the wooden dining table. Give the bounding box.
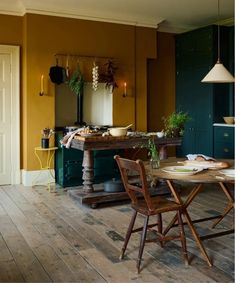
[146,158,235,267]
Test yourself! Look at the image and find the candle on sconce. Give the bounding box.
[123,82,127,97]
[40,75,44,95]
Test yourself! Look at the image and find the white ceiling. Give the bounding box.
[0,0,234,33]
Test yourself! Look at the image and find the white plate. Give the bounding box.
[219,169,235,178]
[162,166,203,176]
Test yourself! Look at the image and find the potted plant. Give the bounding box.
[41,127,54,148]
[147,137,160,169]
[162,111,191,138]
[133,136,160,169]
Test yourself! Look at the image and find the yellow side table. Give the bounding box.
[33,146,58,192]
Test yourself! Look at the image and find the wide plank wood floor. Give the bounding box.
[0,183,234,283]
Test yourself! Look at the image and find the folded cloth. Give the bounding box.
[60,128,84,148]
[186,154,216,161]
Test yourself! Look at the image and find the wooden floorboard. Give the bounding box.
[0,183,234,283]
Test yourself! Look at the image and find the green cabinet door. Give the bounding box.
[55,132,122,187]
[176,25,232,157]
[214,126,235,159]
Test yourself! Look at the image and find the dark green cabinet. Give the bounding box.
[228,26,235,115]
[214,125,235,159]
[55,132,121,187]
[55,133,84,187]
[176,25,234,157]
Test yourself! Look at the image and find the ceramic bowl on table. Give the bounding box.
[223,117,234,124]
[109,124,133,137]
[157,132,164,138]
[109,127,128,137]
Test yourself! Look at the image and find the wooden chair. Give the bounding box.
[114,155,188,273]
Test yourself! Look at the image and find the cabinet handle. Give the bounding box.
[223,133,229,137]
[224,148,229,153]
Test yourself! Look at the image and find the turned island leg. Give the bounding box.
[82,150,94,193]
[159,145,168,160]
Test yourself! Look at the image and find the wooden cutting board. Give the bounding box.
[74,135,130,141]
[181,160,230,169]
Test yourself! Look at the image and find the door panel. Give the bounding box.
[0,54,11,184]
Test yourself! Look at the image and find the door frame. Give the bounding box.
[0,45,20,184]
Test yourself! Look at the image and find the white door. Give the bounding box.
[0,54,11,184]
[0,46,20,185]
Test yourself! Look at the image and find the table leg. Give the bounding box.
[164,180,212,266]
[163,182,203,235]
[183,209,212,266]
[212,182,235,228]
[46,150,56,192]
[82,150,94,193]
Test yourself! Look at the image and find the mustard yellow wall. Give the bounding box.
[0,14,177,170]
[21,14,156,170]
[0,15,23,45]
[147,32,176,155]
[148,32,176,131]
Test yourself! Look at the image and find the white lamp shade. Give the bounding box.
[201,62,235,83]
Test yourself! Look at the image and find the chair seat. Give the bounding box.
[132,196,181,215]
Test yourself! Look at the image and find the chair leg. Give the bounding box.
[157,213,164,248]
[120,210,137,260]
[137,215,149,273]
[177,211,189,265]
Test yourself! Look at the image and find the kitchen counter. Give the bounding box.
[213,123,235,127]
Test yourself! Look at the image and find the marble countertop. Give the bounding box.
[213,123,235,127]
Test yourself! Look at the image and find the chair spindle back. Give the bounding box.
[114,155,155,211]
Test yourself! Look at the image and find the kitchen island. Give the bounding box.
[70,135,182,207]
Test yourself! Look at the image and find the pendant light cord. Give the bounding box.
[217,0,220,63]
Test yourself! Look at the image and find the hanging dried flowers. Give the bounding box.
[100,60,118,92]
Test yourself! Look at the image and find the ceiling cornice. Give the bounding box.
[158,16,235,34]
[0,0,234,32]
[216,17,234,26]
[23,8,161,28]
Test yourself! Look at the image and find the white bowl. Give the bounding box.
[157,132,164,138]
[109,127,128,137]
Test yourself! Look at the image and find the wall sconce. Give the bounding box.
[122,82,127,97]
[39,75,45,96]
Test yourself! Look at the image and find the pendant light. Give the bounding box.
[201,0,234,83]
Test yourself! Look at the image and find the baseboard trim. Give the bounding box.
[21,169,55,187]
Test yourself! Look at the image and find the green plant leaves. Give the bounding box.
[69,66,84,96]
[162,111,191,137]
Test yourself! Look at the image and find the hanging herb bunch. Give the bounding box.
[100,60,118,91]
[69,65,84,96]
